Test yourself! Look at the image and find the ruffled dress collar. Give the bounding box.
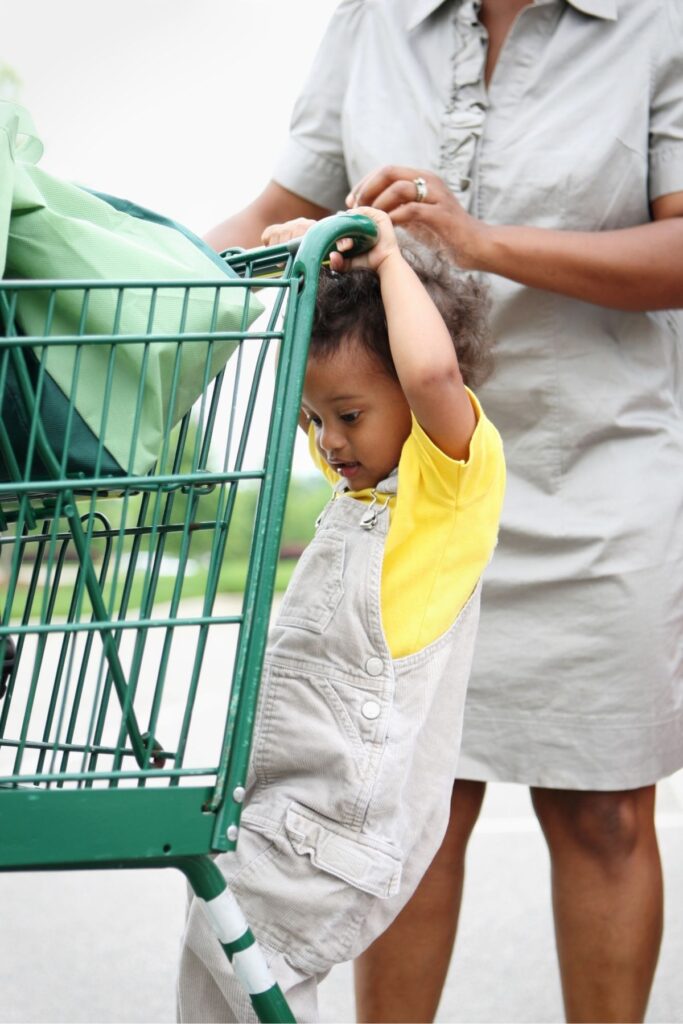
[438,0,488,213]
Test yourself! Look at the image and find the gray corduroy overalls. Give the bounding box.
[178,475,481,1023]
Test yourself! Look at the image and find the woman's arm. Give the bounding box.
[349,167,683,312]
[203,181,330,252]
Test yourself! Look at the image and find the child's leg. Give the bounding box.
[177,944,248,1024]
[177,927,320,1023]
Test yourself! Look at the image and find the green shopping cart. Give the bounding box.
[0,212,376,1023]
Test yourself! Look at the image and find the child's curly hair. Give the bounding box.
[311,229,493,388]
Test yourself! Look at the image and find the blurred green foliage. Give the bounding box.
[160,417,329,561]
[176,473,329,560]
[0,63,22,101]
[6,418,331,622]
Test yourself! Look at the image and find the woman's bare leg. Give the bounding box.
[354,779,486,1023]
[531,785,663,1024]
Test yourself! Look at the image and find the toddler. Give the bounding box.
[178,209,505,1022]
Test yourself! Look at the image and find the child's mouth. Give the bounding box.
[331,460,360,479]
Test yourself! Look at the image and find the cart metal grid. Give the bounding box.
[0,213,376,1022]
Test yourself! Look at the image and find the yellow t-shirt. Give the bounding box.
[308,390,506,658]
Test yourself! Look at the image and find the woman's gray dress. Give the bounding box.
[272,0,683,788]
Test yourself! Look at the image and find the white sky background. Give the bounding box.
[3,0,340,474]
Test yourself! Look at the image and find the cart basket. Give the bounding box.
[0,212,377,1023]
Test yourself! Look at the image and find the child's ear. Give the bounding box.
[298,409,310,434]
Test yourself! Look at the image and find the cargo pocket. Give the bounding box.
[235,803,403,975]
[285,804,402,899]
[276,529,345,633]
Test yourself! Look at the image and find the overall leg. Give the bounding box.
[354,779,486,1023]
[178,944,246,1024]
[531,785,663,1024]
[177,943,319,1024]
[176,856,300,1024]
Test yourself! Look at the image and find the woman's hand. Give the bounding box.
[346,165,488,270]
[347,167,683,311]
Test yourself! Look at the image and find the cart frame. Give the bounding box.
[0,213,377,1023]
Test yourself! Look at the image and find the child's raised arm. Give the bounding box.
[262,209,477,460]
[335,209,476,461]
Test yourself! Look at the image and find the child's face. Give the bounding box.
[302,340,412,491]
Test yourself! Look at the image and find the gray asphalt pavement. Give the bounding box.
[0,774,681,1023]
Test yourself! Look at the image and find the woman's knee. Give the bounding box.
[428,780,486,870]
[530,785,656,866]
[449,779,486,840]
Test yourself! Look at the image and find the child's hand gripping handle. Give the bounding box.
[276,212,378,275]
[227,212,378,282]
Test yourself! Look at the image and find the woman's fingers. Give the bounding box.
[347,165,419,206]
[347,166,441,210]
[346,168,483,268]
[389,202,438,229]
[367,180,426,214]
[389,200,485,272]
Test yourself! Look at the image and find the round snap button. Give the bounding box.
[362,700,381,720]
[365,656,384,676]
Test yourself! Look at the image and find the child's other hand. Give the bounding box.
[330,207,400,274]
[262,218,317,247]
[262,210,401,276]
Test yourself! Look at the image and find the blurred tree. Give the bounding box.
[163,417,328,562]
[280,476,329,555]
[0,64,22,102]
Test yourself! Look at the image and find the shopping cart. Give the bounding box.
[0,212,377,1023]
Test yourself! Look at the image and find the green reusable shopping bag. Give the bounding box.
[0,101,263,479]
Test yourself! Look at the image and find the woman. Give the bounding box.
[206,1,683,1020]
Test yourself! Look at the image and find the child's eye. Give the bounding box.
[309,413,322,427]
[340,411,360,424]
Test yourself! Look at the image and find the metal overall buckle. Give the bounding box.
[360,492,391,530]
[315,482,346,530]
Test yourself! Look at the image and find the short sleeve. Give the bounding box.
[272,0,365,211]
[406,390,506,508]
[649,0,683,201]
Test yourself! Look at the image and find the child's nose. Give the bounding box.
[319,422,345,455]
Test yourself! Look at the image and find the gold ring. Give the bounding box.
[413,177,428,202]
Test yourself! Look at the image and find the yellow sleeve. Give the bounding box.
[384,390,505,657]
[405,389,505,508]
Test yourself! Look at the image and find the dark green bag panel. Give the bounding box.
[0,344,123,483]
